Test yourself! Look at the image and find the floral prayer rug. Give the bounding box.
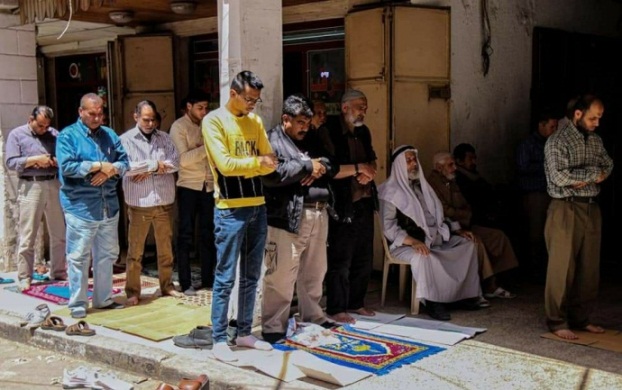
[274,325,445,375]
[19,281,122,305]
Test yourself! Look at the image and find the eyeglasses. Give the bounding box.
[239,94,262,105]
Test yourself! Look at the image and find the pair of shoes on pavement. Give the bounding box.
[20,303,50,328]
[425,300,451,321]
[173,326,213,349]
[156,374,209,390]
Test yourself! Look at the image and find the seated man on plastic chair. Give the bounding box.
[377,146,482,321]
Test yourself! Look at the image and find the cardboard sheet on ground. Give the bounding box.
[290,350,372,386]
[349,311,406,330]
[373,323,470,346]
[227,350,305,382]
[392,317,487,337]
[225,349,371,386]
[541,329,622,352]
[54,297,209,341]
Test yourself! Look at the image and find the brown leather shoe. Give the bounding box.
[155,383,175,390]
[178,374,209,390]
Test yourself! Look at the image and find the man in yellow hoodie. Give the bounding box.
[202,71,277,362]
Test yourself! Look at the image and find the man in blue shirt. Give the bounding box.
[56,93,129,319]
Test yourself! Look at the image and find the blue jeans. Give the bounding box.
[211,206,267,343]
[65,212,119,316]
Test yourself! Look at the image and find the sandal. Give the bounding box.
[41,316,67,331]
[483,287,517,299]
[0,277,15,284]
[477,297,491,308]
[178,374,209,390]
[65,320,96,336]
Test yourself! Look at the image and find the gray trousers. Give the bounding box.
[17,179,67,281]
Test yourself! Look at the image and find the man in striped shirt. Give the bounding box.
[121,100,182,306]
[544,94,613,340]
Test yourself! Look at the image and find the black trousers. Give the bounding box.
[325,198,374,315]
[176,185,216,291]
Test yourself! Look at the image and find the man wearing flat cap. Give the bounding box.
[322,89,378,324]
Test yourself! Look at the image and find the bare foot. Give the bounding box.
[583,324,605,334]
[163,289,183,298]
[553,329,578,340]
[350,307,376,317]
[329,312,356,324]
[126,296,139,307]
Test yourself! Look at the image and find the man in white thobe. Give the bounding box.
[378,146,481,321]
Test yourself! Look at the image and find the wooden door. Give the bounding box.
[392,6,450,173]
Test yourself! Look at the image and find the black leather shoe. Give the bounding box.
[426,301,451,321]
[262,332,286,344]
[99,302,124,310]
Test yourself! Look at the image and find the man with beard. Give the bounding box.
[378,146,481,321]
[261,94,338,343]
[428,152,517,301]
[121,101,181,306]
[543,95,613,340]
[323,89,378,324]
[170,90,216,295]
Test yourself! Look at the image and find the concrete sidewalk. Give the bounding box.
[1,271,621,389]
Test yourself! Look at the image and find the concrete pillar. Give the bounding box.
[217,0,283,128]
[0,14,39,272]
[217,0,283,325]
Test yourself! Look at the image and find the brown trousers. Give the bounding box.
[544,199,601,331]
[125,204,175,299]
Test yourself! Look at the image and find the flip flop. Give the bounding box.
[41,316,67,331]
[0,277,15,284]
[65,320,96,336]
[484,287,517,299]
[178,374,209,390]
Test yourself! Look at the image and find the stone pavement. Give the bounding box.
[0,270,621,389]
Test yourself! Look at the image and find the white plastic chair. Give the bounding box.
[375,212,420,315]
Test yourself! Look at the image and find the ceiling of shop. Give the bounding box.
[19,0,326,26]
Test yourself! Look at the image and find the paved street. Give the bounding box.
[0,337,163,389]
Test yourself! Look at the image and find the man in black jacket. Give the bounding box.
[324,89,378,324]
[261,94,339,343]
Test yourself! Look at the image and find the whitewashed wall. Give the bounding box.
[0,13,38,271]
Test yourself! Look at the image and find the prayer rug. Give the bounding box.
[274,325,445,375]
[19,281,122,305]
[53,296,210,341]
[177,289,212,307]
[111,273,160,289]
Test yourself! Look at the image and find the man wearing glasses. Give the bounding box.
[202,70,277,362]
[4,106,67,291]
[56,93,129,319]
[120,100,181,306]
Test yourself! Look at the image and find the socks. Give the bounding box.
[236,335,273,351]
[212,342,237,362]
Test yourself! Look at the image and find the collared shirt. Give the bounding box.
[544,119,613,199]
[4,123,59,177]
[56,119,129,221]
[120,126,179,208]
[170,114,213,192]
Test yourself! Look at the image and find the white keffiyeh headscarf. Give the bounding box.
[377,145,450,245]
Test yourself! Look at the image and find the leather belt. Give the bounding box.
[19,175,57,182]
[562,196,597,204]
[303,201,328,210]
